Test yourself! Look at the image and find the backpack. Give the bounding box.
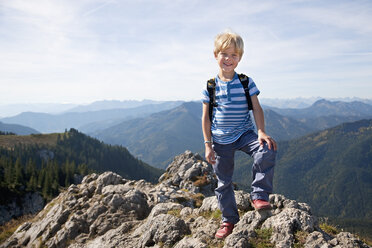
[207,73,253,121]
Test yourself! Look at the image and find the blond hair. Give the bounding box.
[214,30,244,57]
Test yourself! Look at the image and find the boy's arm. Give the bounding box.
[202,102,216,164]
[251,95,277,151]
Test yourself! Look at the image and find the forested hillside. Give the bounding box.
[0,129,162,204]
[94,102,204,168]
[0,101,182,133]
[275,119,372,219]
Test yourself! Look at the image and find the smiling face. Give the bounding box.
[215,45,241,79]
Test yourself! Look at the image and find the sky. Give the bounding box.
[0,0,372,105]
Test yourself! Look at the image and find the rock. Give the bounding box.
[174,237,208,248]
[262,207,316,247]
[224,210,271,247]
[305,231,331,248]
[135,214,190,248]
[332,232,370,248]
[189,216,219,242]
[197,190,252,214]
[147,202,183,219]
[159,150,217,196]
[2,151,370,248]
[180,207,193,218]
[198,196,219,213]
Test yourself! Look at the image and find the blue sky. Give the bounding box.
[0,0,371,104]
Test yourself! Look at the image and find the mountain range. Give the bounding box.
[0,101,182,133]
[2,99,372,170]
[267,99,372,119]
[0,99,171,118]
[66,99,169,112]
[2,97,372,118]
[0,121,39,135]
[93,99,372,169]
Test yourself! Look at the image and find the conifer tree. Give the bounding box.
[14,158,24,188]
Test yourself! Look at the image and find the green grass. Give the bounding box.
[167,209,181,218]
[249,228,274,248]
[190,193,205,208]
[319,220,372,247]
[293,230,308,248]
[0,215,35,244]
[327,217,372,245]
[319,222,339,236]
[199,209,222,221]
[0,133,61,149]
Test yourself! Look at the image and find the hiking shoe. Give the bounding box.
[252,199,272,210]
[215,222,234,239]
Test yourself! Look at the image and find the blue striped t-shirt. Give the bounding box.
[202,73,260,144]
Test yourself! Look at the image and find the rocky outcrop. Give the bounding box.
[1,151,370,248]
[158,151,217,197]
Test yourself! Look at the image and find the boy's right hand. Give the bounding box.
[205,145,216,165]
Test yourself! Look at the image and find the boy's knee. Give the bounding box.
[215,179,234,193]
[264,146,276,161]
[254,145,276,166]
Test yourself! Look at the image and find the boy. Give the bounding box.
[201,31,277,239]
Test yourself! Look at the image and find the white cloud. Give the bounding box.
[0,0,371,104]
[290,1,372,35]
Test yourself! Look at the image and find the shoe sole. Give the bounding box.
[253,205,272,211]
[215,230,233,239]
[215,234,230,240]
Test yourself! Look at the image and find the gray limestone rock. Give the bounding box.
[331,232,370,248]
[1,151,370,248]
[197,190,252,214]
[224,210,271,248]
[262,207,316,247]
[198,196,219,213]
[159,150,217,196]
[135,214,190,248]
[174,237,208,248]
[305,231,332,248]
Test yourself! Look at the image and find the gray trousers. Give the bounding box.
[212,131,276,224]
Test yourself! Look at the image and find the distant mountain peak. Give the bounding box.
[0,121,40,135]
[313,98,329,105]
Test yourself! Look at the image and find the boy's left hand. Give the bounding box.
[258,131,277,151]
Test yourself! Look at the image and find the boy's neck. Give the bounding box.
[218,71,236,82]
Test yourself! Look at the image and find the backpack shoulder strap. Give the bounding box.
[238,73,253,110]
[207,78,217,121]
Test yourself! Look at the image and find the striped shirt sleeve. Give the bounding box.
[248,77,260,96]
[202,87,210,103]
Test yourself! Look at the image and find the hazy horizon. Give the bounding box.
[1,95,371,106]
[1,96,372,119]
